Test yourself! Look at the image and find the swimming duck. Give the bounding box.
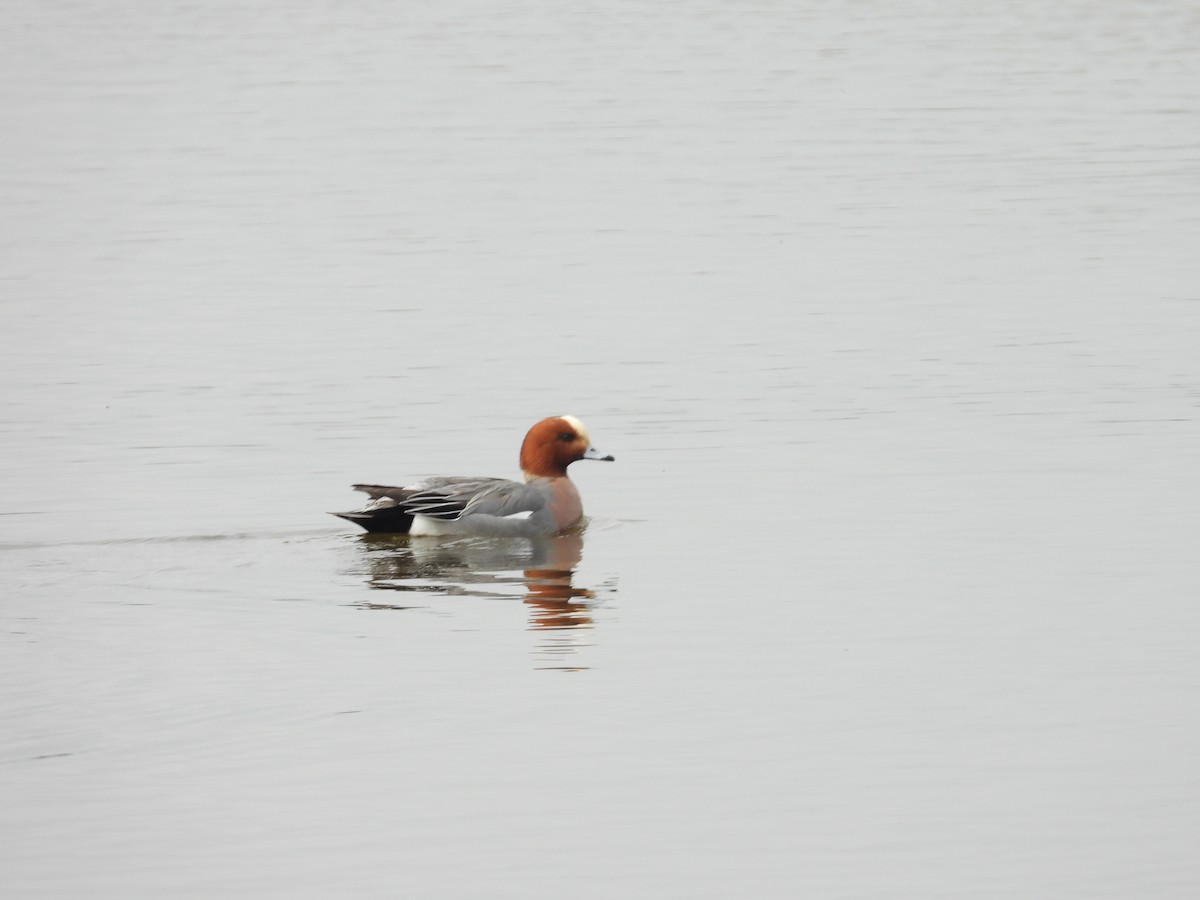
[333,415,614,536]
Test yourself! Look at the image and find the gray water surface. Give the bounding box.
[2,2,1198,897]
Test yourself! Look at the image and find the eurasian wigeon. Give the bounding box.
[333,415,614,536]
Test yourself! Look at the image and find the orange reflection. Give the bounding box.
[523,533,594,631]
[347,530,607,665]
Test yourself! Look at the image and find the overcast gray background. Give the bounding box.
[3,2,1198,897]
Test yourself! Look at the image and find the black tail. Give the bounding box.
[330,507,416,534]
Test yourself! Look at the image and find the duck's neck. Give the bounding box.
[524,468,569,482]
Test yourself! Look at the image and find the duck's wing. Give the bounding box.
[350,483,412,501]
[458,479,550,520]
[351,476,544,522]
[409,478,549,521]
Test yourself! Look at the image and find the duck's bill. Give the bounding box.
[582,446,615,461]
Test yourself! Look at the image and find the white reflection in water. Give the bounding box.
[348,531,609,669]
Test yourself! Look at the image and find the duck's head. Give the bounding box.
[520,415,614,477]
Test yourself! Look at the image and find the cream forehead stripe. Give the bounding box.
[558,414,590,442]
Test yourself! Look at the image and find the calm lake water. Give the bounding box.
[3,1,1198,897]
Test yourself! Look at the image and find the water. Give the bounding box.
[2,1,1198,897]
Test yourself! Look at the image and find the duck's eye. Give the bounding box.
[558,432,575,442]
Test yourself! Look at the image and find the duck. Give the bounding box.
[332,415,614,536]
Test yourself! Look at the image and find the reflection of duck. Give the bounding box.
[356,534,536,599]
[332,416,613,536]
[351,532,606,642]
[521,533,595,631]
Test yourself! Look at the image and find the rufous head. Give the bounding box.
[519,415,614,478]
